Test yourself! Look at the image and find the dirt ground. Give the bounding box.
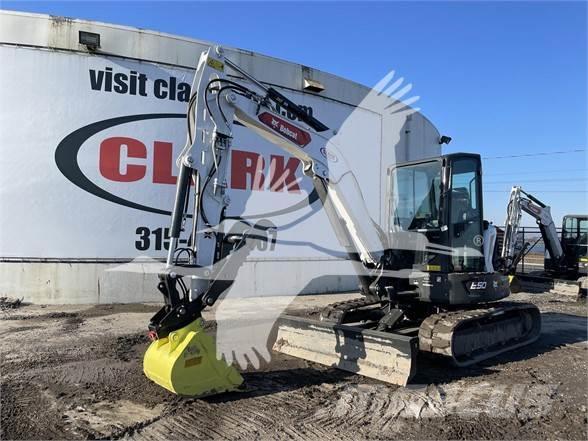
[1,292,587,441]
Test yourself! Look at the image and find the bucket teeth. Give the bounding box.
[143,318,243,397]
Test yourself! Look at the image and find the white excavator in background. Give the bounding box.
[142,47,541,397]
[499,186,587,296]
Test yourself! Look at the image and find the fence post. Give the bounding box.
[521,227,525,273]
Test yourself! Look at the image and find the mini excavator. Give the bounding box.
[499,186,587,295]
[143,47,541,396]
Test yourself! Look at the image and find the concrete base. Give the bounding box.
[0,258,358,304]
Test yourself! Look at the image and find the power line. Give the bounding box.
[482,148,586,160]
[485,177,588,184]
[485,168,588,176]
[484,190,588,193]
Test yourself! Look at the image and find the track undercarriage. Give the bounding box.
[274,297,541,385]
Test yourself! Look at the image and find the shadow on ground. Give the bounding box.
[204,367,355,403]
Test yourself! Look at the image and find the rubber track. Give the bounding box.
[418,302,541,366]
[319,298,381,324]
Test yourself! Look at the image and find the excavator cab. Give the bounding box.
[547,214,588,278]
[388,153,509,305]
[389,153,484,272]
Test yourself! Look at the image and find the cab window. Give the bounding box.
[389,161,441,231]
[563,217,578,239]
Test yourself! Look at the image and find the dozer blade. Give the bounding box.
[551,279,582,297]
[143,318,243,396]
[273,315,418,386]
[514,273,582,298]
[419,302,541,366]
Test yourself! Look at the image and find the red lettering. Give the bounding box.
[269,155,301,192]
[231,150,265,190]
[153,141,177,184]
[99,137,146,182]
[98,140,302,191]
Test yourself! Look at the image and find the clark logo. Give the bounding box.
[54,114,319,221]
[258,112,311,147]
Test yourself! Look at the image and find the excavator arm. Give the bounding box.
[143,47,393,395]
[151,47,390,333]
[501,185,563,273]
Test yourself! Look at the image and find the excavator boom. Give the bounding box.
[143,46,409,394]
[500,185,585,296]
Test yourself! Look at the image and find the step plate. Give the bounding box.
[273,315,418,386]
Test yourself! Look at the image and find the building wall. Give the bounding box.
[0,11,441,303]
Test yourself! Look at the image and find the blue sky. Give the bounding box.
[3,0,587,224]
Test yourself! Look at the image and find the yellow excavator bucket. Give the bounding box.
[143,318,243,396]
[508,274,521,293]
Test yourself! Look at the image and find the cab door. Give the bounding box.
[448,157,484,272]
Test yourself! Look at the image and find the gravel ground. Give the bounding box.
[1,292,586,440]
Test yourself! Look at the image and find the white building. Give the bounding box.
[0,11,442,303]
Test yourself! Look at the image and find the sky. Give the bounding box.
[3,0,587,224]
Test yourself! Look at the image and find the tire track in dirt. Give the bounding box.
[1,380,72,440]
[126,366,362,441]
[128,382,359,441]
[2,296,587,440]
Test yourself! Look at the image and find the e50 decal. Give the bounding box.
[469,281,487,290]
